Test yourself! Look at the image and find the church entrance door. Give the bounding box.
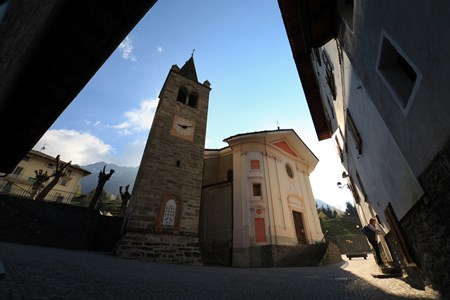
[293,211,307,244]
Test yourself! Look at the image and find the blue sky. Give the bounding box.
[33,0,353,210]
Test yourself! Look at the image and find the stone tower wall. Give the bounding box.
[125,69,210,234]
[115,61,210,265]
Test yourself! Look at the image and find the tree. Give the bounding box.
[89,165,115,210]
[331,209,337,219]
[325,206,334,219]
[31,169,50,199]
[119,185,131,217]
[35,155,71,201]
[345,201,357,216]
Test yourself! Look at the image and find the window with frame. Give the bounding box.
[322,50,337,100]
[346,110,362,155]
[22,155,30,162]
[162,199,177,226]
[47,163,54,169]
[377,34,421,111]
[250,160,260,170]
[253,183,261,197]
[348,176,360,204]
[156,194,182,230]
[326,95,335,119]
[55,194,64,203]
[13,166,23,176]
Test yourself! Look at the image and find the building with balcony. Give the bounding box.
[0,150,91,203]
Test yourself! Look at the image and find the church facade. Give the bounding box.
[200,130,324,267]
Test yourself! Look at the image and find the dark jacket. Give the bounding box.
[364,225,377,242]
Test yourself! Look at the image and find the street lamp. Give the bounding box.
[337,181,350,189]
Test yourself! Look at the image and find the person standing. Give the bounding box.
[364,218,384,266]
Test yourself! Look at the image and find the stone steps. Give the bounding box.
[262,243,342,267]
[372,261,403,278]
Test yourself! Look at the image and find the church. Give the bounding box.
[115,57,328,267]
[201,129,324,267]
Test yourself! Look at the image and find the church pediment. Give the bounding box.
[272,141,298,157]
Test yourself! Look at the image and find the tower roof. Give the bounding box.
[179,56,198,82]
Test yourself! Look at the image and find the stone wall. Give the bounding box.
[390,138,450,298]
[115,232,202,265]
[0,194,123,251]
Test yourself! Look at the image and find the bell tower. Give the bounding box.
[115,55,211,264]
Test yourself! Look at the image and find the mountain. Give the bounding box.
[79,162,138,195]
[315,199,344,214]
[316,198,335,209]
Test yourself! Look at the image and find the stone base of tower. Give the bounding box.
[114,232,203,265]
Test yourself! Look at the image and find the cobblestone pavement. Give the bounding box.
[0,242,442,300]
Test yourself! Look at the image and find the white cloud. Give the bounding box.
[118,36,137,62]
[33,129,114,166]
[157,46,163,53]
[113,97,159,135]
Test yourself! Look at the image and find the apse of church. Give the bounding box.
[115,56,211,265]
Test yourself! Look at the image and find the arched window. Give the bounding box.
[162,199,177,226]
[188,92,198,108]
[156,193,182,230]
[177,87,188,104]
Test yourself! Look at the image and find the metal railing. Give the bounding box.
[0,178,87,206]
[0,178,123,216]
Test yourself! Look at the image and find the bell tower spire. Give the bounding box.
[178,53,198,82]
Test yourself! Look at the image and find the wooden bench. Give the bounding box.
[346,253,368,260]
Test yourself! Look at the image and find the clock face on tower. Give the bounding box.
[170,115,195,141]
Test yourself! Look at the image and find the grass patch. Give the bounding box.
[320,218,362,236]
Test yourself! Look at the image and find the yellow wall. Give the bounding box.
[6,150,89,203]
